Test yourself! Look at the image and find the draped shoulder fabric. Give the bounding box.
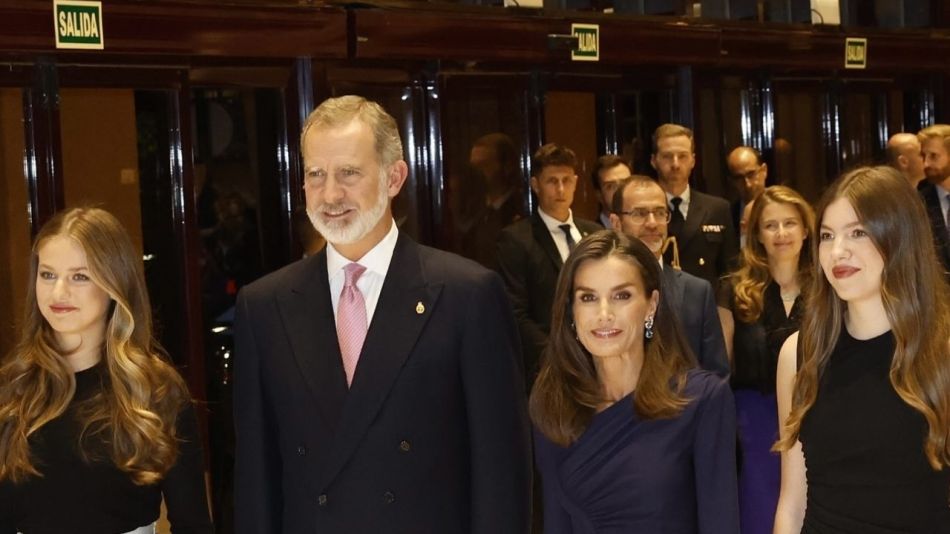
[535,370,738,534]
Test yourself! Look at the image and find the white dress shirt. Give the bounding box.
[537,208,582,262]
[326,219,399,328]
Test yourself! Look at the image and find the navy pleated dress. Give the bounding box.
[534,369,740,534]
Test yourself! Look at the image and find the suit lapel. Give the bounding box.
[276,252,348,432]
[661,266,685,311]
[531,212,563,270]
[318,234,441,489]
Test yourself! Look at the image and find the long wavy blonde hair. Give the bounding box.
[0,207,191,485]
[775,167,950,469]
[729,186,815,323]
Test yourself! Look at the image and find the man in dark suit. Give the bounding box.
[919,124,950,278]
[497,143,601,389]
[458,132,525,270]
[652,123,738,291]
[609,175,729,377]
[591,154,632,228]
[233,96,531,534]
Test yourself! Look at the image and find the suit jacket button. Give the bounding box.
[399,440,411,452]
[297,445,307,456]
[318,494,328,506]
[383,491,395,504]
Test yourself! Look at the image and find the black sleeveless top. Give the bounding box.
[799,328,950,533]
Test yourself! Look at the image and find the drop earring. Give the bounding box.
[644,315,654,340]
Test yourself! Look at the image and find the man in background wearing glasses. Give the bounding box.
[610,175,729,377]
[726,146,768,243]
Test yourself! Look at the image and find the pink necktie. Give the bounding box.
[337,263,367,386]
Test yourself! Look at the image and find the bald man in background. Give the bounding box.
[886,133,926,189]
[726,146,768,240]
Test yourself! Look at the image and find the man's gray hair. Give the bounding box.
[301,95,404,167]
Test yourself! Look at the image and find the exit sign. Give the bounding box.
[571,23,599,62]
[54,0,104,50]
[845,37,867,69]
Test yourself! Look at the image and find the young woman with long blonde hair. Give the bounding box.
[0,207,212,533]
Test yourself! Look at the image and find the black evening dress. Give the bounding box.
[719,280,803,534]
[799,328,950,533]
[535,369,739,534]
[0,364,212,534]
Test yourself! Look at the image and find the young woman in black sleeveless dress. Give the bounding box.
[773,167,950,534]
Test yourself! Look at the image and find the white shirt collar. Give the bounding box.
[326,218,399,280]
[665,184,691,204]
[537,207,575,231]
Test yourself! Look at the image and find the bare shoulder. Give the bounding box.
[778,331,800,373]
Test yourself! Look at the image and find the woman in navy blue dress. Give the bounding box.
[530,230,739,534]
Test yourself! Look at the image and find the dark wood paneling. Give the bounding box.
[352,9,718,64]
[721,25,950,71]
[352,5,950,72]
[0,0,347,59]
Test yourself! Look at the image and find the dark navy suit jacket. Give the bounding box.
[920,182,950,279]
[233,233,531,534]
[661,265,730,377]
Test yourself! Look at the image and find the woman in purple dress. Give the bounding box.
[530,230,738,534]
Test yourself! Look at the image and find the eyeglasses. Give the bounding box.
[618,207,671,224]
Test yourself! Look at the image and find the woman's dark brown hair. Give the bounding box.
[775,166,950,469]
[530,230,696,446]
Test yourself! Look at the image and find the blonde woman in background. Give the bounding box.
[718,186,814,534]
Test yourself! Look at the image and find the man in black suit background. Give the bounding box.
[652,123,738,291]
[609,175,729,377]
[726,146,768,245]
[233,95,531,534]
[919,124,950,279]
[591,154,632,228]
[497,143,601,389]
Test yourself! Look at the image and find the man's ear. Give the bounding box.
[387,160,409,198]
[650,154,658,171]
[529,176,539,195]
[609,213,622,232]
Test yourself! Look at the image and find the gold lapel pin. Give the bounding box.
[699,258,706,266]
[416,301,425,314]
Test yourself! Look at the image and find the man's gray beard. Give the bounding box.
[307,176,389,246]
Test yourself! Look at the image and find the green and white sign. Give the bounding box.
[54,0,104,50]
[571,23,599,62]
[844,37,867,69]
